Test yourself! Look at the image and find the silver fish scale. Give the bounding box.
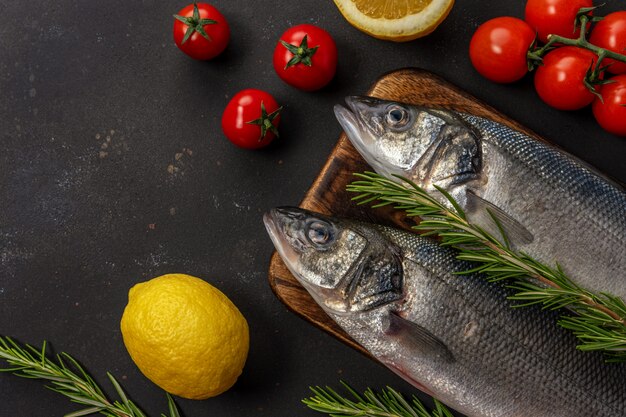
[370,225,626,417]
[460,114,626,235]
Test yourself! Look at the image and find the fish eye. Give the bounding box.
[385,106,409,127]
[306,221,334,246]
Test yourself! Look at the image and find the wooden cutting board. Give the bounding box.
[267,68,543,357]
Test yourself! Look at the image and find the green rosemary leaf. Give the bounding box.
[166,393,180,417]
[63,392,108,408]
[127,401,148,417]
[108,372,130,408]
[434,399,455,417]
[64,407,104,417]
[433,184,466,220]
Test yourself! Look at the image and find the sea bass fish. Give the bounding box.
[334,96,626,301]
[264,207,626,417]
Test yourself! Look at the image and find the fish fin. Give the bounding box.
[384,311,454,363]
[466,190,534,246]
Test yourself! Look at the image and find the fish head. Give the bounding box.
[334,96,482,189]
[264,207,404,315]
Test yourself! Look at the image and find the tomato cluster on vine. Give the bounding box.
[469,0,626,136]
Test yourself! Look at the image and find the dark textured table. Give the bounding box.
[1,1,625,416]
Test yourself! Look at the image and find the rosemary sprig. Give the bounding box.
[347,171,626,361]
[303,382,454,417]
[0,336,180,417]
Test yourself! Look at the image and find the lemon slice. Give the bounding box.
[333,0,454,42]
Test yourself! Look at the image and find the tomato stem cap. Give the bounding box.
[174,2,218,44]
[245,101,282,141]
[281,34,319,69]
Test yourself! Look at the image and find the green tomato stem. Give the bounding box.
[544,36,626,64]
[528,14,626,65]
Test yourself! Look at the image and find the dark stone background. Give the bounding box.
[1,1,624,416]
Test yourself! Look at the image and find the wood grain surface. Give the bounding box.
[267,68,544,357]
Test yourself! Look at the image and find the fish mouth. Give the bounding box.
[334,96,399,179]
[263,208,301,273]
[334,96,378,158]
[334,98,363,141]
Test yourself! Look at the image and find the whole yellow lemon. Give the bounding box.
[120,273,249,399]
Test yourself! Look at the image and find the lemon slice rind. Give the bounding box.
[333,0,455,42]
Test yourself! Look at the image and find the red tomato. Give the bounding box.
[173,3,230,60]
[589,11,626,74]
[525,0,593,44]
[273,24,337,91]
[534,47,598,110]
[469,17,535,83]
[592,75,626,136]
[221,89,282,149]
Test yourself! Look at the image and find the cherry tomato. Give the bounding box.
[469,17,535,83]
[589,11,626,74]
[273,24,337,91]
[173,3,230,60]
[534,46,597,110]
[525,0,593,44]
[221,89,282,149]
[592,74,626,136]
